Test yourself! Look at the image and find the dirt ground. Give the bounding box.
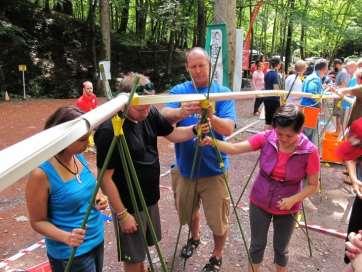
[0,98,355,272]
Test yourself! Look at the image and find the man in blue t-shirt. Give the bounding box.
[161,47,236,271]
[264,56,282,129]
[300,59,329,144]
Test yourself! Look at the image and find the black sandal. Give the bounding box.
[201,256,222,272]
[180,238,200,259]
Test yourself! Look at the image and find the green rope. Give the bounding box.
[120,135,169,271]
[209,129,255,272]
[182,142,203,270]
[301,202,313,257]
[235,157,260,208]
[116,137,155,271]
[170,224,182,271]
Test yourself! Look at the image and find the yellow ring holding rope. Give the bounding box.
[131,93,139,105]
[112,115,124,136]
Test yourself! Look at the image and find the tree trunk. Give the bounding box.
[87,0,97,24]
[136,0,148,40]
[44,0,50,12]
[119,0,130,33]
[284,0,294,72]
[249,0,253,68]
[110,1,114,30]
[99,0,111,96]
[196,0,206,48]
[300,0,309,59]
[100,0,111,60]
[271,0,278,54]
[237,2,243,27]
[80,0,84,20]
[88,0,99,89]
[261,3,268,54]
[63,0,73,15]
[166,30,175,76]
[279,4,287,58]
[214,0,236,87]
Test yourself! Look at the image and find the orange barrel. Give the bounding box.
[321,132,342,163]
[301,106,320,129]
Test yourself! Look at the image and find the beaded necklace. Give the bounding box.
[54,155,82,183]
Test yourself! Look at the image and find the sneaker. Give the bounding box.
[180,238,200,259]
[202,256,222,272]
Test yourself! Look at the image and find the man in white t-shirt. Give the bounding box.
[285,60,307,105]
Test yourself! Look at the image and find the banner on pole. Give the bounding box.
[99,61,111,80]
[205,23,229,88]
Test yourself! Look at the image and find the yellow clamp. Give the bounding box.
[311,94,323,103]
[280,94,287,106]
[112,115,124,136]
[211,137,218,147]
[131,93,139,105]
[200,99,215,112]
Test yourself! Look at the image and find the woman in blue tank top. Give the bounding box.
[26,106,107,272]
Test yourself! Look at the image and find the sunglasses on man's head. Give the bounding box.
[136,82,155,95]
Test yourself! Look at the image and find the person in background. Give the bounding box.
[94,72,208,272]
[336,69,362,126]
[264,56,282,129]
[300,59,329,144]
[161,47,236,272]
[336,118,362,266]
[76,81,97,112]
[26,106,107,272]
[332,59,348,136]
[252,60,265,116]
[201,104,320,272]
[346,61,358,87]
[76,81,98,152]
[284,60,307,105]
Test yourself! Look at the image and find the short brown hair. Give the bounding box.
[45,106,84,129]
[272,104,305,132]
[118,72,150,93]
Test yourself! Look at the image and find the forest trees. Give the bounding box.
[35,0,361,67]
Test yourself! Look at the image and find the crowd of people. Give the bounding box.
[24,49,362,272]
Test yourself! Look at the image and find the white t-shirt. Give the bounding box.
[285,74,303,105]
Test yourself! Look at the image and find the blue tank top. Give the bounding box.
[39,154,104,259]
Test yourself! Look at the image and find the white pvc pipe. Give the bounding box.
[0,86,359,192]
[0,94,129,191]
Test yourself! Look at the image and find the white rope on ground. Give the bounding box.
[225,120,261,141]
[0,87,359,192]
[0,239,46,269]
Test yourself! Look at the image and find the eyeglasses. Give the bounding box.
[136,82,155,95]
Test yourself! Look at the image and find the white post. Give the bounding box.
[233,29,243,92]
[22,71,26,99]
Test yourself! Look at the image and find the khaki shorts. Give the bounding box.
[171,167,230,236]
